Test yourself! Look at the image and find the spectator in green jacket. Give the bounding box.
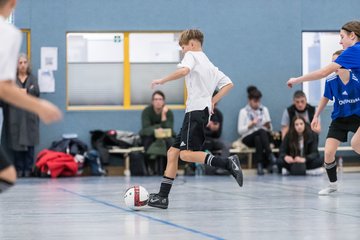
[139,90,175,175]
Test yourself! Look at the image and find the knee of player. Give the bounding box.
[167,147,178,159]
[179,150,192,161]
[350,139,360,153]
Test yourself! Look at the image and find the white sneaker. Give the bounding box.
[318,182,338,195]
[281,168,289,176]
[306,167,325,176]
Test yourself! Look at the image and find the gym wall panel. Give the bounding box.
[14,0,360,151]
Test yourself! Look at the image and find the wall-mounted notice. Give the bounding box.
[41,47,58,71]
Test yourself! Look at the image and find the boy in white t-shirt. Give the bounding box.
[148,29,243,209]
[0,0,62,193]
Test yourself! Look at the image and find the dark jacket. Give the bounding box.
[1,74,40,151]
[278,130,319,163]
[205,108,223,139]
[139,105,174,137]
[139,105,175,158]
[287,104,315,124]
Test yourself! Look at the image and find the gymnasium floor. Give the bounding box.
[1,173,359,240]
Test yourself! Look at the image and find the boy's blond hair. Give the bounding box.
[0,0,10,8]
[179,29,204,46]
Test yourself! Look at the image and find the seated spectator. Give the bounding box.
[281,90,320,139]
[277,116,323,175]
[139,90,175,175]
[238,86,277,175]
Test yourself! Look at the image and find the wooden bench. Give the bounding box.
[108,146,144,176]
[109,145,354,174]
[230,146,354,169]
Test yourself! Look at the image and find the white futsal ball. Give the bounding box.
[124,185,149,210]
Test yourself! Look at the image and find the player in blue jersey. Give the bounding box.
[311,50,360,195]
[287,20,360,195]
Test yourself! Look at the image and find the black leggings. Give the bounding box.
[13,147,34,174]
[242,129,272,165]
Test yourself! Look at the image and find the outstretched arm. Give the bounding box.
[287,62,341,88]
[151,67,190,88]
[211,83,233,114]
[0,81,62,124]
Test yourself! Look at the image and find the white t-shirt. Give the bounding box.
[237,104,272,138]
[0,15,22,82]
[177,51,232,113]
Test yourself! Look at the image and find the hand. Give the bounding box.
[37,100,62,124]
[294,156,306,163]
[252,117,259,126]
[248,119,256,129]
[20,88,27,94]
[311,117,321,133]
[151,79,163,89]
[211,102,215,114]
[287,78,298,88]
[162,105,168,115]
[284,155,294,164]
[208,121,219,131]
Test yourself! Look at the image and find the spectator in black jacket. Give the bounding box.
[277,116,323,175]
[281,90,320,139]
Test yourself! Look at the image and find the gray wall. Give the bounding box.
[14,0,360,151]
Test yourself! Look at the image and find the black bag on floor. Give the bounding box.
[129,152,148,176]
[290,163,306,175]
[84,149,107,176]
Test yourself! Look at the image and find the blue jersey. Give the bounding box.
[335,42,360,80]
[324,71,360,120]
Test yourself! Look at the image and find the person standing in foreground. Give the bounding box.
[1,53,41,178]
[0,0,62,193]
[287,20,360,195]
[148,29,243,209]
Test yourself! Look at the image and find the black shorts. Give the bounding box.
[327,115,360,142]
[173,108,209,151]
[0,147,12,170]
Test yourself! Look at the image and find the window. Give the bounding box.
[67,33,124,108]
[66,31,184,110]
[302,32,340,105]
[129,33,183,105]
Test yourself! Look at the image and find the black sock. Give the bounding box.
[158,176,174,197]
[0,178,14,193]
[205,154,228,169]
[324,160,337,183]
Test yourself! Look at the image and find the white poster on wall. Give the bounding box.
[41,47,58,71]
[38,69,55,93]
